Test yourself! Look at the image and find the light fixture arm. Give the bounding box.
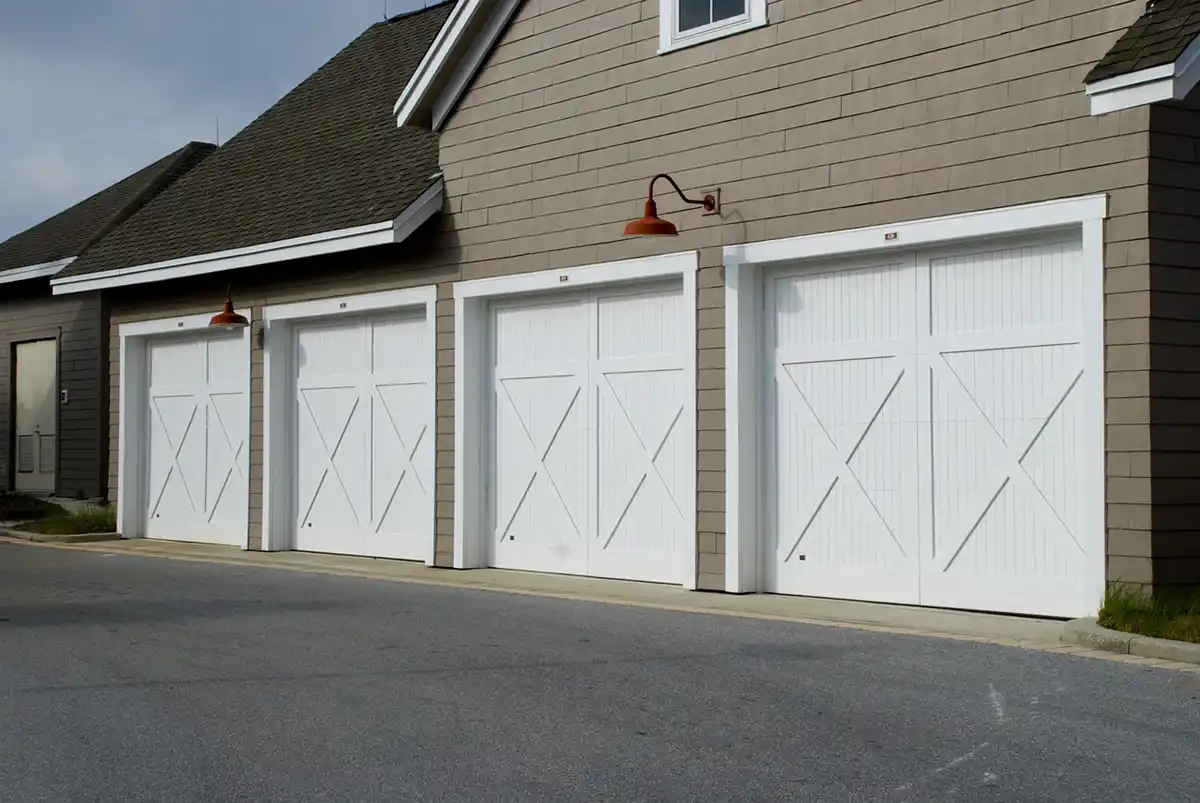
[648,173,716,213]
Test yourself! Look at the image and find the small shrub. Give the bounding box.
[20,505,117,536]
[1099,583,1200,644]
[0,494,66,521]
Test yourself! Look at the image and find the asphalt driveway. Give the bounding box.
[1,540,1198,802]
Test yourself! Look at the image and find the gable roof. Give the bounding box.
[0,142,214,284]
[54,1,453,294]
[394,0,520,130]
[1085,0,1200,114]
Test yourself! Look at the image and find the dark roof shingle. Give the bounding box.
[0,142,215,274]
[60,1,453,280]
[1086,0,1200,84]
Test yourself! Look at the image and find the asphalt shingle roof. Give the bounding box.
[1087,0,1200,84]
[60,1,453,280]
[0,142,215,274]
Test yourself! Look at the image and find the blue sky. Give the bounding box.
[0,0,425,242]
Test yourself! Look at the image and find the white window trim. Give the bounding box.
[0,256,75,286]
[52,181,443,295]
[116,312,254,548]
[261,285,439,561]
[453,251,699,588]
[658,0,766,54]
[722,194,1108,617]
[1085,34,1200,115]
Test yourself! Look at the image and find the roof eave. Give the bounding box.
[0,256,76,287]
[51,180,444,296]
[394,0,521,132]
[1085,34,1200,115]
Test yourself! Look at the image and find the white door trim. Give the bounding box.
[723,194,1108,618]
[453,251,699,587]
[261,286,438,561]
[117,312,254,546]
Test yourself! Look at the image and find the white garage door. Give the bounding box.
[145,332,248,545]
[489,282,690,583]
[766,236,1091,617]
[293,310,433,560]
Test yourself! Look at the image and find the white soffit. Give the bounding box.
[0,256,76,286]
[51,181,443,296]
[1086,35,1200,115]
[394,0,520,131]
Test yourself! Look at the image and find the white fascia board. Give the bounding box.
[431,0,522,131]
[1086,34,1200,115]
[394,0,493,128]
[51,180,445,296]
[0,256,75,285]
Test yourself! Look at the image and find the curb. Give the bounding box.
[1062,617,1200,665]
[0,527,123,545]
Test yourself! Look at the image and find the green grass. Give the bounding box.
[0,494,66,521]
[19,506,116,536]
[1098,583,1200,644]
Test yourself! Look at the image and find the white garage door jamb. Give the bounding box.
[723,195,1108,614]
[262,286,438,560]
[454,251,699,588]
[117,312,254,545]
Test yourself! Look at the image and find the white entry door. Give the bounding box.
[145,332,248,545]
[766,236,1093,617]
[489,282,690,583]
[293,310,433,560]
[14,339,58,494]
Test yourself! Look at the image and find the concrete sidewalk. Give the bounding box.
[15,536,1074,644]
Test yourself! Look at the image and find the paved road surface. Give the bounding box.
[2,540,1198,802]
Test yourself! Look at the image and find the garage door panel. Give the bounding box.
[297,386,361,531]
[371,383,429,529]
[493,372,587,573]
[145,332,247,546]
[205,394,246,529]
[929,241,1083,334]
[773,262,910,348]
[930,348,1086,580]
[488,282,689,584]
[768,258,920,604]
[771,355,920,602]
[596,287,683,359]
[293,310,433,560]
[594,366,686,581]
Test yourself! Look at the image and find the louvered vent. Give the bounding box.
[17,436,35,473]
[38,435,55,474]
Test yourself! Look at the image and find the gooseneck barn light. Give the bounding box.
[209,285,250,330]
[624,173,719,237]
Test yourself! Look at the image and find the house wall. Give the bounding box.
[0,284,106,498]
[1142,94,1200,589]
[104,229,454,550]
[431,0,1153,588]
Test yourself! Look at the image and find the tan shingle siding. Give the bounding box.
[432,0,1153,589]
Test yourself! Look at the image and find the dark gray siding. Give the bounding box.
[1137,94,1200,589]
[0,283,106,498]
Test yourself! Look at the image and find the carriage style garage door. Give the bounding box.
[291,310,433,561]
[766,235,1093,617]
[488,281,690,584]
[145,331,248,546]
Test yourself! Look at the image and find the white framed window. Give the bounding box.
[658,0,766,53]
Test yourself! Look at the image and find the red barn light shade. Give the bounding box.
[209,286,250,330]
[624,173,718,237]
